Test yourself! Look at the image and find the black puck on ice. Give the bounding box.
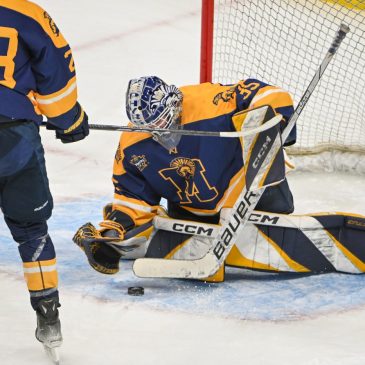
[128,286,144,296]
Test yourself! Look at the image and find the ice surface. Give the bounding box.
[1,1,365,364]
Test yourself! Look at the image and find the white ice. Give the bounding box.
[1,1,365,364]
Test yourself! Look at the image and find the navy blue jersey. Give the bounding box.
[0,0,78,122]
[111,79,295,226]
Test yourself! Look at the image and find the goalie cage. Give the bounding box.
[200,0,365,173]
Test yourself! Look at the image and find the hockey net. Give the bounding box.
[201,0,365,172]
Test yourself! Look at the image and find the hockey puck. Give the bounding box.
[128,286,144,296]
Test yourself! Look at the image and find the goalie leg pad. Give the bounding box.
[145,229,225,282]
[226,212,365,274]
[256,178,294,214]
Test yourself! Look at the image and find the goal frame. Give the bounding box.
[199,0,365,166]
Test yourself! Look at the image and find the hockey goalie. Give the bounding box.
[73,76,365,282]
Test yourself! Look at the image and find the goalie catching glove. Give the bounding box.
[73,206,152,274]
[73,221,124,275]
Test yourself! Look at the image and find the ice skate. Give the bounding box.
[35,298,63,364]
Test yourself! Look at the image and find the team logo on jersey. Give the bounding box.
[213,81,261,105]
[213,86,236,105]
[130,155,149,172]
[159,157,218,204]
[170,158,195,179]
[43,12,60,37]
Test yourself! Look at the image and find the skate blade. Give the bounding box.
[43,345,60,365]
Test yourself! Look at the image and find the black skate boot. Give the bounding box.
[35,297,63,348]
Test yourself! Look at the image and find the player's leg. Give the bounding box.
[0,123,62,347]
[5,217,62,346]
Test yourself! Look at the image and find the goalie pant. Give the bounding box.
[125,210,365,281]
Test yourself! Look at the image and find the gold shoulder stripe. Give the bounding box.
[250,86,293,110]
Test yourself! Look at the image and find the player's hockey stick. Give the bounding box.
[133,23,350,279]
[40,105,281,138]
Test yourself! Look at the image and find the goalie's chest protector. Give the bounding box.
[122,115,243,211]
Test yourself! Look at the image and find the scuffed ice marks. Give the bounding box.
[1,197,365,321]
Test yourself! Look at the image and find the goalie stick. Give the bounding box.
[132,23,350,279]
[40,105,280,138]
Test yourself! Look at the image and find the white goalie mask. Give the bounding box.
[126,76,183,150]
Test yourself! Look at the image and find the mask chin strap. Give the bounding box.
[152,130,182,150]
[151,113,182,150]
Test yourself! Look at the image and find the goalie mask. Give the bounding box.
[126,76,183,150]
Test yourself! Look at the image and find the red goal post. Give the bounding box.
[200,0,214,83]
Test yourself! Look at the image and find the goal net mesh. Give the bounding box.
[211,0,365,156]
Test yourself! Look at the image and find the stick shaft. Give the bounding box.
[41,114,282,138]
[282,23,350,142]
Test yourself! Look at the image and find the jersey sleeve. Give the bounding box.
[234,79,296,145]
[111,135,161,227]
[19,1,78,118]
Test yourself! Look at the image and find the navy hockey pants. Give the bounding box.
[0,122,59,310]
